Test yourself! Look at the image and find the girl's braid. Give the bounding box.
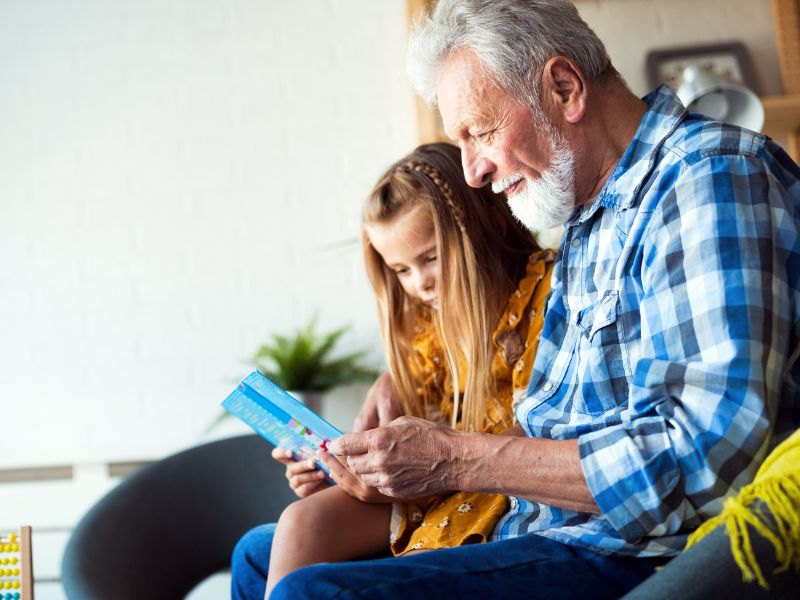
[395,161,467,232]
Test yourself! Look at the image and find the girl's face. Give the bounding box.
[366,206,439,309]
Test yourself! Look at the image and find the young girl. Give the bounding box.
[264,143,554,597]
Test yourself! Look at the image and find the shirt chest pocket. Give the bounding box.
[572,291,631,415]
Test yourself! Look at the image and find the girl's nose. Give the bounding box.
[416,269,435,295]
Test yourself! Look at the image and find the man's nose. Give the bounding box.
[462,145,495,188]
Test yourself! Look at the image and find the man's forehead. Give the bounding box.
[436,49,491,138]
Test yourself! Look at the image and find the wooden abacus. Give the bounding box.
[0,527,33,600]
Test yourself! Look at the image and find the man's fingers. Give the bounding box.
[328,431,371,456]
[342,456,368,476]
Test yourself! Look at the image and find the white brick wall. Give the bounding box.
[0,0,781,468]
[0,1,784,598]
[0,0,416,468]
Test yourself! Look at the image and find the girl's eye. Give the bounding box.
[425,255,437,263]
[394,268,409,276]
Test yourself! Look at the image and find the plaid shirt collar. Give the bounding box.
[572,85,687,224]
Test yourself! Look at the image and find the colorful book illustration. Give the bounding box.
[221,371,343,479]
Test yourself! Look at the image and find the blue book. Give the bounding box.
[221,371,343,479]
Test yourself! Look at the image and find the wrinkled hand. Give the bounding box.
[352,372,404,432]
[271,447,330,498]
[328,416,462,499]
[317,450,392,503]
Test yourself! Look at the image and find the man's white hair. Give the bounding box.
[407,0,612,111]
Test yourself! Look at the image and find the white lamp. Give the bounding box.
[675,63,765,132]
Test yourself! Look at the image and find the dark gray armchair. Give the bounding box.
[624,518,799,599]
[61,434,295,600]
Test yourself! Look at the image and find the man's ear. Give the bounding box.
[541,56,586,124]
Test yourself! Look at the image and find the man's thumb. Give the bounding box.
[328,431,369,456]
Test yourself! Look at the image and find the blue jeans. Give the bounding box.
[232,523,667,599]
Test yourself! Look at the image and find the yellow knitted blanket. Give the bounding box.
[685,428,800,589]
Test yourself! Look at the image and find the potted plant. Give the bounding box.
[207,317,377,434]
[250,317,377,411]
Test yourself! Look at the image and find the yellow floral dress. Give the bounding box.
[390,249,555,556]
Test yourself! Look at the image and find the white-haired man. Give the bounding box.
[232,2,800,598]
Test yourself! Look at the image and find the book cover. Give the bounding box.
[221,370,343,477]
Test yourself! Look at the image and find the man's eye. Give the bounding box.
[473,130,492,143]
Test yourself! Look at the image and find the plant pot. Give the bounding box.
[286,390,323,415]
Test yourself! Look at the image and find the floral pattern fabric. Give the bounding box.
[391,249,554,556]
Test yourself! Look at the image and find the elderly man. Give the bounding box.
[232,1,800,598]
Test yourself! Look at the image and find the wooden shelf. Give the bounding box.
[762,94,800,138]
[405,0,800,160]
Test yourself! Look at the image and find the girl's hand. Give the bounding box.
[352,372,404,432]
[317,449,393,503]
[271,447,330,498]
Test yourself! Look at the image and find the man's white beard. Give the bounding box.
[500,141,576,234]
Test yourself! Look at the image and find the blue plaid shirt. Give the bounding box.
[491,86,800,557]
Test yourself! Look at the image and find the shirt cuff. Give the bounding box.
[578,423,680,543]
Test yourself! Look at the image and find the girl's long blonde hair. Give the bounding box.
[362,143,538,432]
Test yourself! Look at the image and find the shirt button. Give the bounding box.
[542,382,553,392]
[571,237,581,248]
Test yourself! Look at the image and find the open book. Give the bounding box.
[221,371,343,478]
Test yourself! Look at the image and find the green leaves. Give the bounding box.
[251,317,377,392]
